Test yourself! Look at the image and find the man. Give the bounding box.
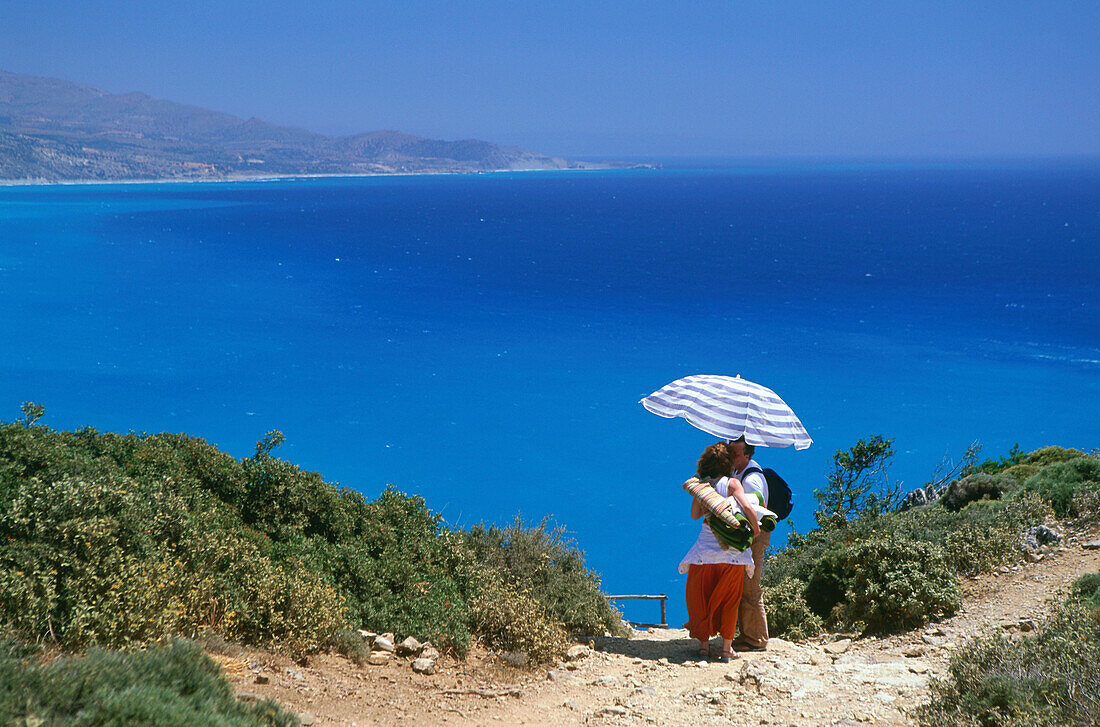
[728,436,769,652]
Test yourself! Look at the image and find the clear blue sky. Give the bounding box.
[2,1,1097,158]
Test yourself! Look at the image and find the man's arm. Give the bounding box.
[726,478,762,537]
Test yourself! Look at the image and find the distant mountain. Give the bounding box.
[0,71,631,182]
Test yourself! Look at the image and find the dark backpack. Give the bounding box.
[741,466,793,521]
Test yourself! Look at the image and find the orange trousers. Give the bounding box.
[685,563,745,641]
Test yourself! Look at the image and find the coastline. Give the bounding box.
[0,164,656,188]
[5,156,1090,188]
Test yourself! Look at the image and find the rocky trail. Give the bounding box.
[224,529,1100,727]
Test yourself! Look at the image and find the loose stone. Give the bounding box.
[547,669,582,684]
[565,644,592,661]
[395,636,421,656]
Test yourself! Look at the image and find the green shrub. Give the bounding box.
[761,528,826,589]
[916,572,1100,727]
[768,526,960,634]
[468,578,570,663]
[0,473,347,654]
[0,411,639,664]
[1071,573,1100,610]
[328,488,472,655]
[1071,488,1100,525]
[1020,456,1100,517]
[325,628,370,665]
[764,576,824,641]
[941,472,1006,512]
[0,414,636,660]
[758,445,1088,641]
[998,463,1040,487]
[831,534,960,633]
[461,518,627,638]
[967,445,1085,477]
[934,493,1050,576]
[0,639,298,727]
[1024,446,1089,468]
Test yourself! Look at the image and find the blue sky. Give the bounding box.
[2,1,1097,158]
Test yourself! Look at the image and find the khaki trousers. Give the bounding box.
[737,529,770,647]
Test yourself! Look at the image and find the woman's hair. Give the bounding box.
[696,441,735,480]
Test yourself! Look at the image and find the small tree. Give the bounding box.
[814,435,898,528]
[18,402,45,427]
[925,440,982,492]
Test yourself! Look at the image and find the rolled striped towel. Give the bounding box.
[683,477,745,529]
[685,477,778,531]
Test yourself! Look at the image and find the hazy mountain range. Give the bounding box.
[0,71,628,182]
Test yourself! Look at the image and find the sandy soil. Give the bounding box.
[222,527,1100,727]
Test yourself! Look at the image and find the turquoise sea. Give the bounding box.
[2,161,1097,627]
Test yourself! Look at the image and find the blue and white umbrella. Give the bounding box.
[641,374,812,449]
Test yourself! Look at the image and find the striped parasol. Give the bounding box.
[640,374,812,449]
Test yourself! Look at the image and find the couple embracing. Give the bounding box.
[679,437,770,662]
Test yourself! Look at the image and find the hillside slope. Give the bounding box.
[0,70,615,181]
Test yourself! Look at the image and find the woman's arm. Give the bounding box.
[691,495,704,520]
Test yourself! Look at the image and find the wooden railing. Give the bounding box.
[606,593,668,629]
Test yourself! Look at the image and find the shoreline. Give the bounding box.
[2,155,1091,188]
[0,168,601,189]
[0,163,659,189]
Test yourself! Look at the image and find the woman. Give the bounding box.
[679,441,761,662]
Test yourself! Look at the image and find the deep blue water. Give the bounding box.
[2,162,1098,627]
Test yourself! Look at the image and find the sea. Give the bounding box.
[2,159,1097,628]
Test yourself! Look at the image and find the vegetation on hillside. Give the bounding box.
[916,571,1100,727]
[0,404,625,663]
[3,401,1097,727]
[764,438,1098,638]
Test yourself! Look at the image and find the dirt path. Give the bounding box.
[225,529,1100,727]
